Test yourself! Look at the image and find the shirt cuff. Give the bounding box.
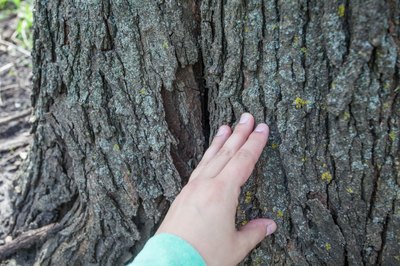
[129,233,206,266]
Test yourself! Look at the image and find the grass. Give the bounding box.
[0,0,33,50]
[0,0,19,10]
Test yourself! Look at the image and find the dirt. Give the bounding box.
[0,14,32,243]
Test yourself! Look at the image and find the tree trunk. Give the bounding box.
[2,0,399,265]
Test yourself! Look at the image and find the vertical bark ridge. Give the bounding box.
[201,0,399,265]
[9,0,204,264]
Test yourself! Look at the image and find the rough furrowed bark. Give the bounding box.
[201,0,399,265]
[5,0,204,265]
[2,0,399,265]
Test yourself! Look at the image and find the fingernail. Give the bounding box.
[255,124,268,133]
[239,113,251,124]
[266,222,277,236]
[216,126,226,137]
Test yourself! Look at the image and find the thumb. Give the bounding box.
[236,219,277,258]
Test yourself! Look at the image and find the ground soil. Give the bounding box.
[0,13,32,244]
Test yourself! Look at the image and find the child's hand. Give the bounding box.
[157,113,277,266]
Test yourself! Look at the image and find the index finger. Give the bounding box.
[218,123,269,188]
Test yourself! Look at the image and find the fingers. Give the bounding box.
[199,126,232,167]
[189,125,232,182]
[200,113,255,179]
[219,123,269,187]
[235,219,277,262]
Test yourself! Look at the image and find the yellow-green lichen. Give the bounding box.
[383,102,391,110]
[271,143,279,149]
[113,144,120,152]
[293,35,300,45]
[294,97,309,109]
[244,191,253,204]
[301,156,307,162]
[253,257,262,266]
[389,131,396,141]
[383,82,391,90]
[277,210,284,218]
[139,88,146,95]
[338,4,345,17]
[346,187,354,194]
[321,171,332,183]
[241,220,249,226]
[325,243,332,251]
[162,40,169,49]
[343,112,350,121]
[300,47,307,54]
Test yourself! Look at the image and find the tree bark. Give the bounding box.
[2,0,399,265]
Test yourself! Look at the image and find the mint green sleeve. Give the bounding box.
[128,233,206,266]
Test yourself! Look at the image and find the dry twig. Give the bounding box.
[0,39,31,57]
[0,108,31,126]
